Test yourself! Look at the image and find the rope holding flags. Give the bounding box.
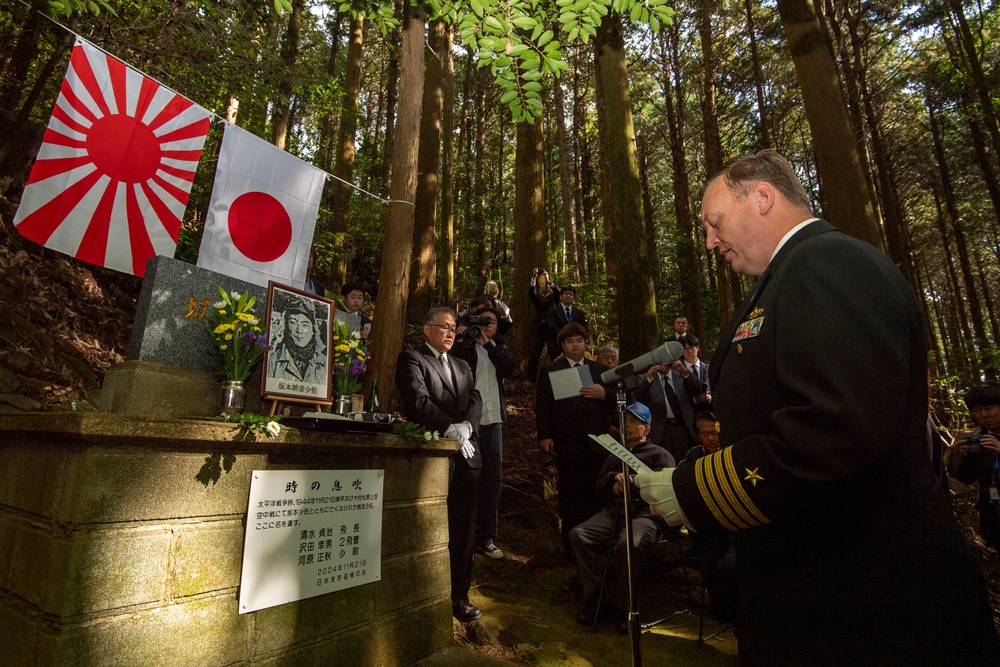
[11,21,414,282]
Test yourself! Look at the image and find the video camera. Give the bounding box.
[457,313,494,341]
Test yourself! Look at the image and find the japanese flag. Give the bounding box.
[197,124,325,288]
[13,39,212,276]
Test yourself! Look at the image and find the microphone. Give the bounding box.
[600,340,684,384]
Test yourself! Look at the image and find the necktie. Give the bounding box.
[440,355,458,393]
[565,307,571,322]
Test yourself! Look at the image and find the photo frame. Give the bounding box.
[261,281,334,403]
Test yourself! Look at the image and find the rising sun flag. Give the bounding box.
[13,38,212,276]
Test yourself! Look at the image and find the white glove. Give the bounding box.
[634,468,686,528]
[444,421,473,441]
[444,422,475,459]
[459,437,476,460]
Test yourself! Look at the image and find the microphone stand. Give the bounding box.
[612,370,641,667]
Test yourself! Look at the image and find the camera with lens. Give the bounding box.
[457,313,494,341]
[968,433,984,455]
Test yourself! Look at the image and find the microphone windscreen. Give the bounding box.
[655,340,684,363]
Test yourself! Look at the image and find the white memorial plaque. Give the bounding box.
[239,469,383,614]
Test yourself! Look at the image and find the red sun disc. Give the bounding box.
[227,192,293,262]
[86,114,162,183]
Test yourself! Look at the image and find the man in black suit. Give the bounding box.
[678,333,711,410]
[528,268,560,382]
[536,322,613,559]
[544,285,588,359]
[669,316,688,341]
[395,307,484,623]
[636,150,999,663]
[635,353,702,461]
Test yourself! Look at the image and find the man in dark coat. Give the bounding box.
[636,150,999,664]
[635,357,702,461]
[536,322,613,559]
[544,286,588,359]
[395,307,484,623]
[951,385,1000,553]
[528,268,559,382]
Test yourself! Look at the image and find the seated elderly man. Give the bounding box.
[569,402,675,632]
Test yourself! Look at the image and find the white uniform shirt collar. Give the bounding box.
[769,217,819,265]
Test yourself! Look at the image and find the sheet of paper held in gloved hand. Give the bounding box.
[588,434,653,475]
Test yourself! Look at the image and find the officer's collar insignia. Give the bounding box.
[744,467,764,487]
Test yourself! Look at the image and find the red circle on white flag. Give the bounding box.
[227,192,293,262]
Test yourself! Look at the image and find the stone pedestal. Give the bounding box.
[99,360,219,418]
[0,413,458,667]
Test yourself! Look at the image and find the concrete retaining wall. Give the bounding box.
[0,413,457,667]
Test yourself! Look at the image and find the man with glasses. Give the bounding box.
[396,307,484,622]
[454,304,515,560]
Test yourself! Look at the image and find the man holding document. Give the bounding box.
[537,322,614,560]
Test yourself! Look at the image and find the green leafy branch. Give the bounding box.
[454,0,674,123]
[337,0,400,37]
[392,420,441,442]
[217,412,282,440]
[47,0,117,18]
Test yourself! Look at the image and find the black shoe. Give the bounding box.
[453,601,482,623]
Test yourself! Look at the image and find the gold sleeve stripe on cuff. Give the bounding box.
[712,452,761,528]
[704,453,751,530]
[722,447,770,525]
[695,456,740,532]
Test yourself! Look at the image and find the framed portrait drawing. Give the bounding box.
[261,282,335,403]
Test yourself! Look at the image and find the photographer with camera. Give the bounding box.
[475,259,496,296]
[528,267,559,382]
[951,385,1000,554]
[453,302,515,560]
[486,280,511,323]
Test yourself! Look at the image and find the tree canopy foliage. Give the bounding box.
[0,0,998,415]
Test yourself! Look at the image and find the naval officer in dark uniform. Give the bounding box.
[635,150,999,665]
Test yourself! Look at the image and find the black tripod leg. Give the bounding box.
[592,493,623,634]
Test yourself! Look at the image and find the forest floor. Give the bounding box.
[1,200,998,664]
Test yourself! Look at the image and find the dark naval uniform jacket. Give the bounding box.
[671,220,999,664]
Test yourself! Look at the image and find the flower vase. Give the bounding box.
[332,395,352,416]
[220,380,246,416]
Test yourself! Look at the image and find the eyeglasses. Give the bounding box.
[428,324,457,334]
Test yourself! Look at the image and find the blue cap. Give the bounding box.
[626,402,652,425]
